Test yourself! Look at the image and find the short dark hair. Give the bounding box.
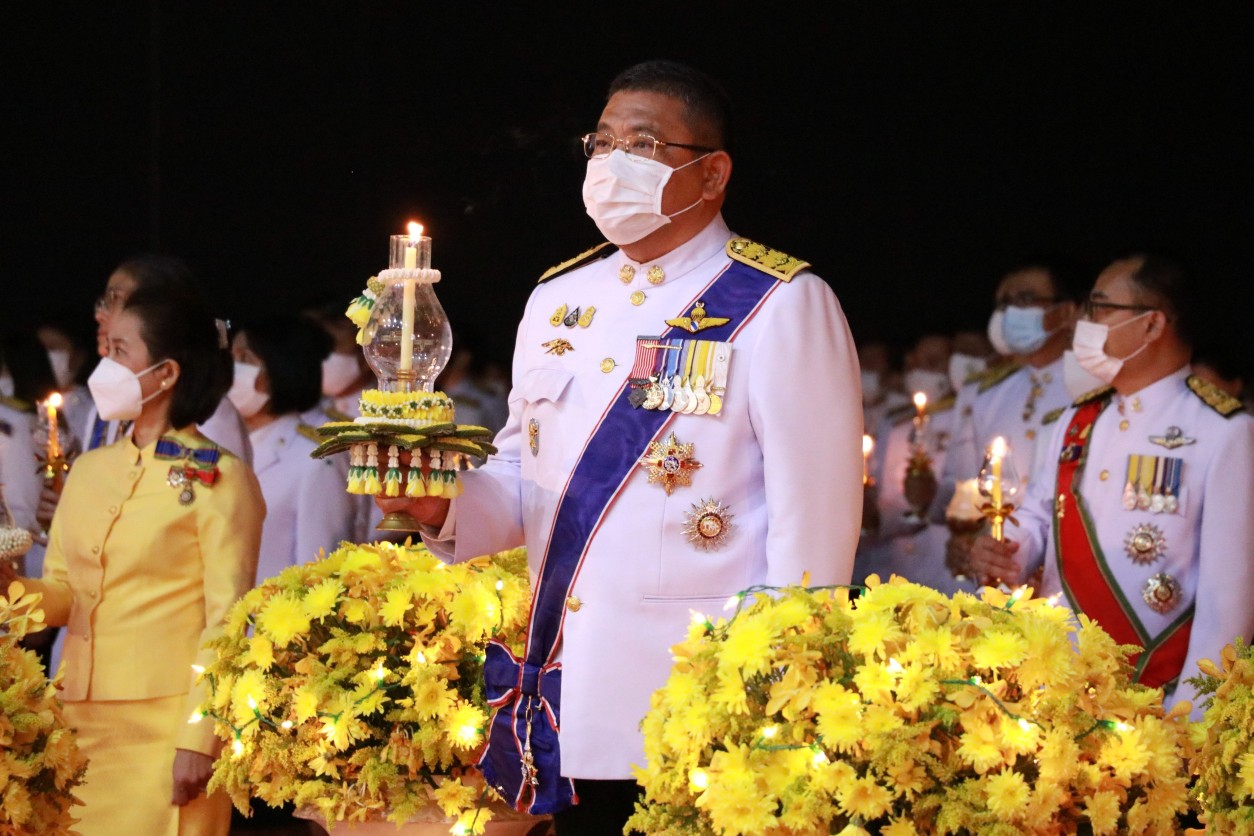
[608,60,733,152]
[1000,256,1087,303]
[238,315,332,416]
[0,328,57,403]
[116,253,198,295]
[123,286,231,428]
[1122,252,1196,347]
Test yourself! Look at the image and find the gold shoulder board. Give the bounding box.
[726,238,810,283]
[297,423,323,443]
[977,363,1022,394]
[0,395,35,414]
[1041,406,1066,426]
[1187,375,1244,417]
[537,242,615,284]
[1072,385,1115,407]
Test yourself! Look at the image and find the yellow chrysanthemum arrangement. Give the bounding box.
[0,581,88,835]
[198,542,531,832]
[1188,639,1254,833]
[629,575,1193,836]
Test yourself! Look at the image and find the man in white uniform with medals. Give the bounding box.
[968,253,1254,714]
[379,60,863,832]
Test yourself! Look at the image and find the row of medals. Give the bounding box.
[635,374,722,414]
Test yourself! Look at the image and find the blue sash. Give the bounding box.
[479,257,783,813]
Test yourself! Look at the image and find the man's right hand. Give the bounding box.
[376,495,451,529]
[966,535,1023,587]
[36,480,62,533]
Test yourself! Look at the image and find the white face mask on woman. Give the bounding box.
[87,356,168,421]
[227,361,270,418]
[321,352,360,397]
[581,149,708,246]
[1071,311,1153,385]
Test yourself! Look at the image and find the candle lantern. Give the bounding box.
[977,436,1021,541]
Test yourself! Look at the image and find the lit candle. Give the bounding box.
[862,434,874,485]
[399,222,422,376]
[989,436,1007,539]
[912,391,927,418]
[45,392,62,463]
[404,221,422,269]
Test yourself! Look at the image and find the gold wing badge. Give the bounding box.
[665,301,730,334]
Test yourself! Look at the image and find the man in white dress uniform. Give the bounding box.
[969,253,1254,715]
[379,60,863,832]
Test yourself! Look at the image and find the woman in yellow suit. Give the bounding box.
[4,283,264,835]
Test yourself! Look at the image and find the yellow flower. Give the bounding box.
[245,635,275,670]
[695,745,778,835]
[838,775,893,819]
[848,608,904,660]
[339,546,382,575]
[257,593,311,645]
[984,770,1029,818]
[1240,752,1254,799]
[970,628,1029,670]
[880,817,919,836]
[813,682,862,753]
[720,613,776,677]
[956,719,1008,773]
[379,587,412,626]
[445,702,487,749]
[302,579,342,620]
[1100,723,1150,783]
[852,659,896,704]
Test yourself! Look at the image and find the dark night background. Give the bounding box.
[5,3,1252,375]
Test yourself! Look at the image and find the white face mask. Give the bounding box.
[0,370,12,398]
[581,149,707,246]
[1071,312,1152,385]
[948,352,987,391]
[986,310,1013,356]
[321,352,360,397]
[227,361,270,418]
[87,356,168,421]
[860,370,882,403]
[1062,349,1106,399]
[46,349,74,389]
[1002,305,1061,354]
[904,368,952,404]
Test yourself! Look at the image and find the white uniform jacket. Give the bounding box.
[250,414,356,584]
[424,215,863,778]
[1009,367,1254,713]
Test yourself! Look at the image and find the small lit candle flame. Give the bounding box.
[407,221,423,239]
[990,436,1007,461]
[862,434,874,457]
[913,391,928,413]
[48,392,63,409]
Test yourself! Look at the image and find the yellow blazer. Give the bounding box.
[30,427,264,755]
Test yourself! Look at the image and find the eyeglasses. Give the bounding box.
[94,287,129,313]
[1082,298,1155,318]
[581,132,717,160]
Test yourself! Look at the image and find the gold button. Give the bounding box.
[1025,429,1036,441]
[565,596,582,612]
[128,471,138,479]
[91,546,100,554]
[1100,470,1110,481]
[647,265,665,285]
[108,506,118,514]
[618,264,635,284]
[1119,419,1130,431]
[630,290,646,306]
[600,358,617,373]
[88,590,97,598]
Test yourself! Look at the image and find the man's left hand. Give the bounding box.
[171,748,215,806]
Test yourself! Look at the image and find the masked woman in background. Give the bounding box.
[3,284,265,836]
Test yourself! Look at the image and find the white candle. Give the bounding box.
[399,222,422,375]
[862,434,874,485]
[912,391,927,418]
[46,392,62,462]
[404,221,422,270]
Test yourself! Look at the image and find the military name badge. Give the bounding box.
[684,498,734,550]
[638,431,702,494]
[1142,572,1183,614]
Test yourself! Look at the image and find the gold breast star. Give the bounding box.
[638,432,702,495]
[665,301,731,334]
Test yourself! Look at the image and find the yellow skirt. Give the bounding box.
[63,695,231,836]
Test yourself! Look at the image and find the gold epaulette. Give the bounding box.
[726,238,810,282]
[1186,374,1244,417]
[0,395,34,414]
[976,362,1023,394]
[1041,406,1066,426]
[297,423,322,443]
[1072,385,1115,407]
[537,243,615,284]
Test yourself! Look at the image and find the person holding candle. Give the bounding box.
[377,60,863,832]
[967,253,1254,715]
[227,315,355,584]
[0,283,264,836]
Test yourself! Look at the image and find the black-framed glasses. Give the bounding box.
[94,287,128,313]
[581,132,717,160]
[1082,298,1155,318]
